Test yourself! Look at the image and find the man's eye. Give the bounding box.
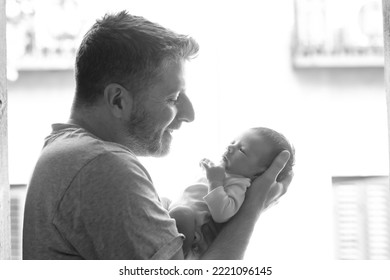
[239,148,246,154]
[168,99,179,105]
[168,94,180,105]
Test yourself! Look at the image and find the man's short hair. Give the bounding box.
[74,10,199,107]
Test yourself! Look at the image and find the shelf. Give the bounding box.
[292,55,384,68]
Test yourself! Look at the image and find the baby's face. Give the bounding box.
[222,130,274,178]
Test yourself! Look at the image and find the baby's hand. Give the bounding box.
[200,158,225,190]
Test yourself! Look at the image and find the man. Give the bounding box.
[23,11,292,259]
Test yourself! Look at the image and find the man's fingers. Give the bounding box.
[264,171,294,210]
[262,150,290,183]
[244,151,292,215]
[280,171,294,194]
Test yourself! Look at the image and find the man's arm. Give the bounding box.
[200,150,292,259]
[170,249,185,259]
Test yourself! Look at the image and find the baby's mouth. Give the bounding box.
[222,155,229,166]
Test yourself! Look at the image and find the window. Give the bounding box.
[10,185,26,260]
[333,176,390,259]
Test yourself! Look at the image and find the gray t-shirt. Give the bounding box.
[23,123,183,259]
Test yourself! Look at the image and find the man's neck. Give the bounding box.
[68,107,116,143]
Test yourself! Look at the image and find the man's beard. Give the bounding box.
[125,106,172,157]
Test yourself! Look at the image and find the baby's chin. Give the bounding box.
[221,156,228,168]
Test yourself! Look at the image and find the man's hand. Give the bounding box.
[244,150,293,216]
[200,158,226,190]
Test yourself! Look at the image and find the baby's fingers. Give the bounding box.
[199,158,210,170]
[200,158,215,168]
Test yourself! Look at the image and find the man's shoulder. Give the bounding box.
[44,123,135,158]
[38,123,141,173]
[29,123,146,195]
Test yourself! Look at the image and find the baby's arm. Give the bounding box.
[200,158,250,223]
[199,158,226,191]
[204,183,247,223]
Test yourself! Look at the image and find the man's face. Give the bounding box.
[125,61,194,156]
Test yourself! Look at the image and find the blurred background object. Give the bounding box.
[292,0,384,68]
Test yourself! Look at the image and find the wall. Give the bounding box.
[7,0,388,260]
[0,0,10,260]
[8,70,74,184]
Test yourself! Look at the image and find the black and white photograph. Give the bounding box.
[1,0,390,279]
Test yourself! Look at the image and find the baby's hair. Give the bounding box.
[252,127,295,182]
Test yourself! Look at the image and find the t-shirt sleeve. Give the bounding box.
[53,151,183,260]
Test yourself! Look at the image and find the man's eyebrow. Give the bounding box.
[174,88,186,96]
[168,86,185,94]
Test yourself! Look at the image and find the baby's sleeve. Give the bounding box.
[203,180,249,223]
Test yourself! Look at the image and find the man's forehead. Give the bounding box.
[144,61,186,99]
[159,61,186,93]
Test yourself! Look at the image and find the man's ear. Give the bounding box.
[103,83,133,118]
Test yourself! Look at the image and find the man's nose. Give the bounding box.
[176,93,195,123]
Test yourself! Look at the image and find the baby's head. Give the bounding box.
[222,127,295,181]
